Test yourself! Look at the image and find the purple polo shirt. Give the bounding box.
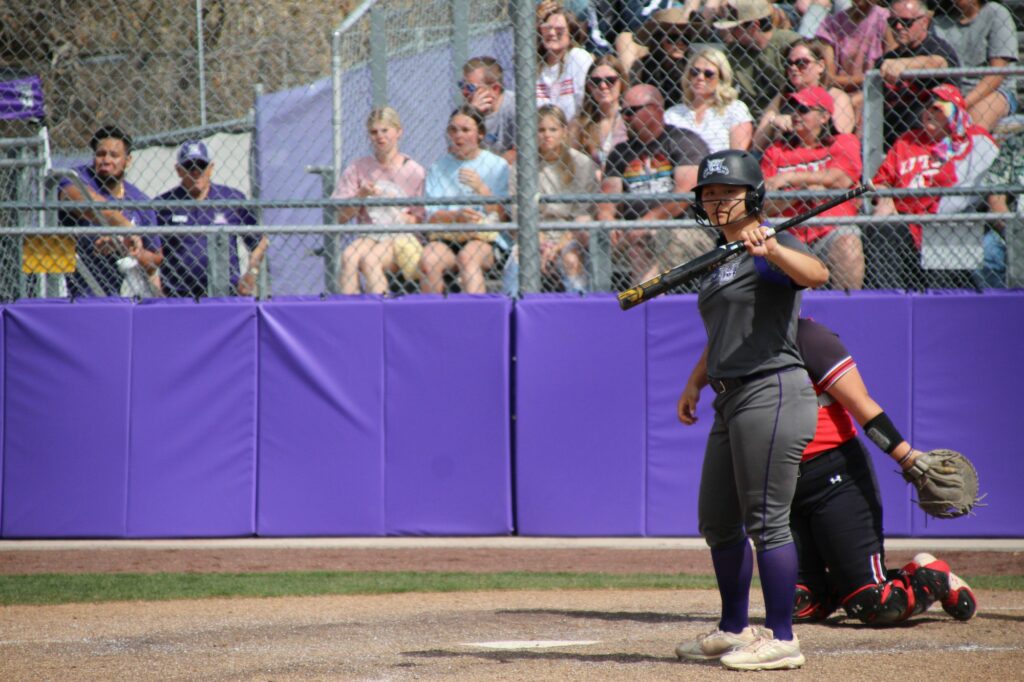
[155,183,261,297]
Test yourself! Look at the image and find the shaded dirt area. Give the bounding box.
[1,547,1020,576]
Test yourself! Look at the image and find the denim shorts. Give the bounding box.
[997,83,1019,115]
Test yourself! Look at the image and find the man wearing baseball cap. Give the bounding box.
[715,0,801,120]
[869,84,999,289]
[155,140,268,298]
[760,86,865,289]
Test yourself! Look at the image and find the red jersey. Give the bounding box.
[796,318,859,461]
[760,133,862,244]
[872,125,998,248]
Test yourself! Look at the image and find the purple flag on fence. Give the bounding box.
[0,76,45,120]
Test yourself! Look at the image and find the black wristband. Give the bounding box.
[864,412,905,455]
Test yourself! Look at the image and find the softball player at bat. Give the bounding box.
[791,317,977,625]
[675,149,829,671]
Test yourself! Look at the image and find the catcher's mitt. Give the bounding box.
[902,448,983,520]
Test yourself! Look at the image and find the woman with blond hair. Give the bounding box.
[569,55,629,170]
[332,106,426,294]
[664,47,753,153]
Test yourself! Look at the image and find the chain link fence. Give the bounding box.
[0,0,1022,300]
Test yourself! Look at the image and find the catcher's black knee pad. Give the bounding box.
[793,584,835,622]
[842,581,913,625]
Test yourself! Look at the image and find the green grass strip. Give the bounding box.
[0,572,1021,606]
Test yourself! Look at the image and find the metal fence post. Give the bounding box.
[861,70,884,186]
[513,0,540,294]
[452,0,469,106]
[371,4,388,108]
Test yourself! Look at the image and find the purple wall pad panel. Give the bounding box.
[126,299,258,537]
[257,297,386,536]
[2,300,132,537]
[910,292,1024,537]
[515,294,646,536]
[801,292,914,537]
[645,295,714,536]
[384,295,512,535]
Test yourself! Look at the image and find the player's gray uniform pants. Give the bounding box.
[698,368,818,552]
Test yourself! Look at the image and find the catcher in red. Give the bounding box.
[789,318,981,625]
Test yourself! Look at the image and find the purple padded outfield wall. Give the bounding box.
[1,293,1022,538]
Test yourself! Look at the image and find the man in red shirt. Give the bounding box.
[761,87,864,289]
[868,84,999,290]
[790,318,976,625]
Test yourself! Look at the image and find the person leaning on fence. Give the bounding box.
[714,0,802,122]
[868,84,999,290]
[420,106,511,294]
[874,0,961,145]
[753,39,856,151]
[597,84,710,285]
[630,7,699,109]
[569,54,630,173]
[505,105,600,296]
[664,46,754,153]
[332,107,426,295]
[58,124,161,298]
[536,2,595,120]
[761,86,865,290]
[931,0,1019,133]
[155,141,268,299]
[460,56,517,164]
[978,121,1024,287]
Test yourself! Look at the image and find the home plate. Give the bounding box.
[461,640,601,650]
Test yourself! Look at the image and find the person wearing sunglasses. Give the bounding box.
[868,84,998,290]
[460,56,517,164]
[597,84,710,287]
[536,4,594,121]
[631,7,698,109]
[760,87,865,290]
[873,0,961,144]
[753,39,855,152]
[714,0,802,122]
[664,47,754,153]
[570,55,630,172]
[931,0,1019,132]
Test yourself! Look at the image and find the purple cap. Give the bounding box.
[177,140,212,165]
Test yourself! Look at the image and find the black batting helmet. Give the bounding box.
[692,149,765,223]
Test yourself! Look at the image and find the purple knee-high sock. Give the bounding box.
[757,543,799,641]
[710,539,753,633]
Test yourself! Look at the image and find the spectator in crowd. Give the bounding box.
[156,141,268,298]
[537,0,656,76]
[58,124,161,298]
[536,2,595,120]
[753,39,855,151]
[331,107,426,295]
[815,0,893,96]
[505,105,600,295]
[631,7,698,108]
[461,56,517,163]
[420,106,511,294]
[978,123,1023,287]
[570,54,630,171]
[597,84,709,284]
[932,0,1019,132]
[665,46,753,153]
[874,0,961,144]
[761,87,865,289]
[869,84,998,289]
[715,0,803,121]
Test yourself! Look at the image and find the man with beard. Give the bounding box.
[58,125,161,297]
[631,8,696,108]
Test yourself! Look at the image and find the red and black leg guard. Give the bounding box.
[841,578,915,625]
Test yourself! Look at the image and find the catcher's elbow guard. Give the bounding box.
[864,412,904,454]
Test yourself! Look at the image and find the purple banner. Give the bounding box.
[515,294,647,535]
[0,76,45,121]
[384,295,513,535]
[2,300,132,537]
[257,297,386,536]
[126,299,258,537]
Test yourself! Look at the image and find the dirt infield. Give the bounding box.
[1,542,1022,681]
